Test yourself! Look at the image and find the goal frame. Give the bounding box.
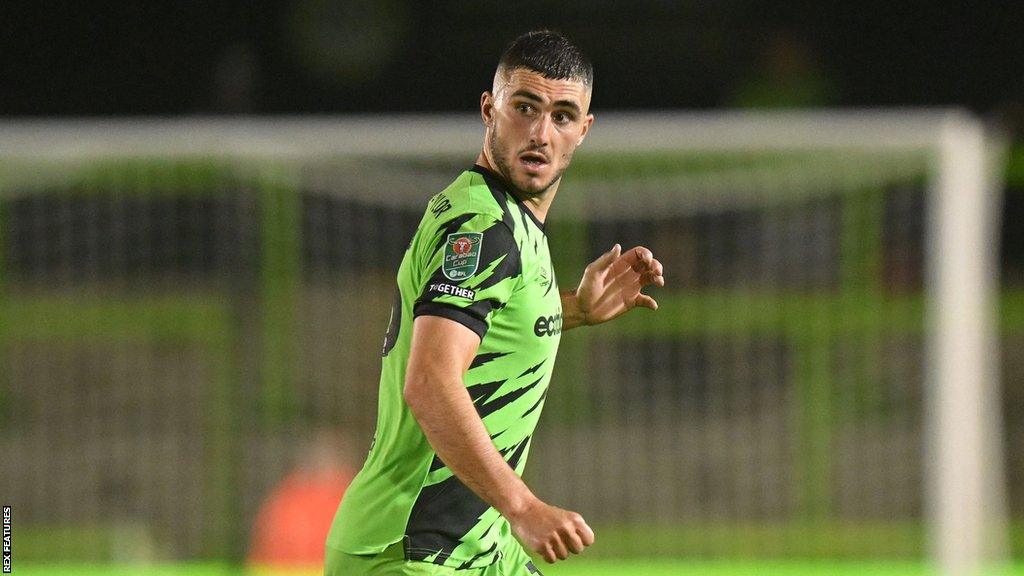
[0,110,1007,574]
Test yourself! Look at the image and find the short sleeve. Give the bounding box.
[413,212,521,339]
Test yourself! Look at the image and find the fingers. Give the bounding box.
[565,530,585,554]
[650,257,664,278]
[629,246,654,273]
[610,246,662,279]
[535,512,594,564]
[578,519,596,547]
[564,515,590,554]
[641,269,665,287]
[609,243,622,263]
[589,241,618,276]
[635,294,659,310]
[561,512,586,555]
[611,258,664,290]
[608,245,643,277]
[540,532,578,563]
[632,251,663,280]
[541,543,557,564]
[551,535,569,561]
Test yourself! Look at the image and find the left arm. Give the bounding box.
[560,244,665,332]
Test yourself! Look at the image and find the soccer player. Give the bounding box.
[325,30,665,576]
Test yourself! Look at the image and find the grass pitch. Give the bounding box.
[13,562,1024,576]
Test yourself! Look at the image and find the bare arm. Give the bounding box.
[403,315,594,563]
[403,315,534,515]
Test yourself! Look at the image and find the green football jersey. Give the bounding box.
[327,165,563,569]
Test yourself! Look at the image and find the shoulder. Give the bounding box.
[408,171,523,273]
[422,170,516,237]
[411,171,520,259]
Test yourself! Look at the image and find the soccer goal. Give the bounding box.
[0,111,1007,575]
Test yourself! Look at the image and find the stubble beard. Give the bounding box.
[488,128,567,199]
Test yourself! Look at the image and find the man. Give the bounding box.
[325,30,664,576]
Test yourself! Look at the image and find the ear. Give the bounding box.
[576,113,595,147]
[480,91,494,127]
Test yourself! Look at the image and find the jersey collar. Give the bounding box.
[470,164,547,235]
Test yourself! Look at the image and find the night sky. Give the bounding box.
[2,1,1021,117]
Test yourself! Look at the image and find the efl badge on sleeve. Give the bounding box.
[443,232,483,281]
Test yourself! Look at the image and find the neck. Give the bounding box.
[475,150,557,224]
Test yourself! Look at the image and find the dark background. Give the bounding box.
[1,0,1021,276]
[1,1,1023,564]
[2,0,1022,119]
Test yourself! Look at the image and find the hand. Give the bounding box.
[573,244,664,326]
[507,498,595,563]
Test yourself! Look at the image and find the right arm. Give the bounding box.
[403,314,595,563]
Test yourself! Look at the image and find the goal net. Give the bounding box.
[0,112,1007,575]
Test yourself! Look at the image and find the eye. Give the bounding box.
[515,102,534,115]
[553,112,572,125]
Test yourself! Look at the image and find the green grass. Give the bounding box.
[11,561,1024,576]
[12,566,238,576]
[547,560,1018,576]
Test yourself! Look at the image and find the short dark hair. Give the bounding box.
[497,30,593,88]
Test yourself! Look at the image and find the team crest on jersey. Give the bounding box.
[538,266,551,290]
[443,232,483,280]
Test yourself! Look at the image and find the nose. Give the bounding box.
[529,114,552,147]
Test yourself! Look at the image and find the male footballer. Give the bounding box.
[325,30,665,575]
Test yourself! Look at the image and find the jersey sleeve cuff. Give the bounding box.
[413,301,488,340]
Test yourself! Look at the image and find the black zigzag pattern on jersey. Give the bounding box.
[406,437,529,566]
[430,213,477,260]
[408,435,533,561]
[469,164,546,235]
[471,165,518,233]
[502,434,531,469]
[428,455,445,473]
[474,377,542,420]
[458,541,498,570]
[381,287,402,357]
[519,208,532,240]
[425,377,534,474]
[521,388,548,419]
[488,426,509,445]
[469,351,512,370]
[454,521,500,569]
[491,187,518,234]
[518,359,545,378]
[467,378,506,404]
[417,223,519,331]
[423,378,509,473]
[427,379,506,472]
[405,476,489,564]
[428,424,511,473]
[466,223,522,292]
[477,521,497,543]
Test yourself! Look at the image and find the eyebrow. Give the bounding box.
[510,89,582,115]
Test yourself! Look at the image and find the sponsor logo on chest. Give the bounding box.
[534,313,562,337]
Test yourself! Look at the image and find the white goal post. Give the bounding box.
[929,115,1007,576]
[0,111,1007,574]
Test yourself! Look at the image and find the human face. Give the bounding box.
[481,68,594,198]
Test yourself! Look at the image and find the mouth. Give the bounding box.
[518,151,549,172]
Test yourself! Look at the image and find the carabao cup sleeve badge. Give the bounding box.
[443,232,483,281]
